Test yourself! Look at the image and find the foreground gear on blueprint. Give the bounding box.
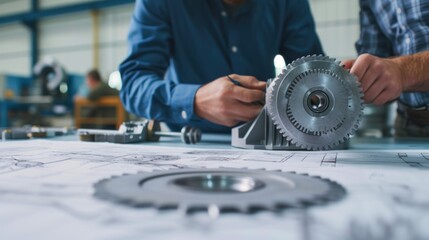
[94,168,346,214]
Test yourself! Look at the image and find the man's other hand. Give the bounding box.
[194,74,266,127]
[343,54,404,105]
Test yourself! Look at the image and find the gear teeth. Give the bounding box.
[267,55,364,150]
[93,168,346,215]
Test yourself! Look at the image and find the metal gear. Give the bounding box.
[94,168,346,214]
[266,55,364,150]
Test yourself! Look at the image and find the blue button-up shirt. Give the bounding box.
[119,0,323,132]
[356,0,429,108]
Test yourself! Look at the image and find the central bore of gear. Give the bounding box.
[172,174,265,193]
[307,90,330,113]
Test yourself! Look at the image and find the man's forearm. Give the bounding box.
[393,51,429,92]
[119,67,202,125]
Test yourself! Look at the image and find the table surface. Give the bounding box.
[0,135,428,240]
[54,133,429,150]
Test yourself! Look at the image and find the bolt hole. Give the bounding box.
[172,175,265,193]
[307,91,329,113]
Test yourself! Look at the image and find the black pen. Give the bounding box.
[227,75,242,86]
[227,75,265,106]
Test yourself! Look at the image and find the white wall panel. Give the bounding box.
[40,48,92,74]
[310,0,360,60]
[99,43,127,78]
[0,23,30,75]
[317,25,360,60]
[38,12,93,74]
[0,24,30,53]
[0,56,30,75]
[0,0,29,16]
[98,4,133,76]
[311,0,359,22]
[39,12,92,49]
[99,4,133,44]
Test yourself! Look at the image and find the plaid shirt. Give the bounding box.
[356,0,429,108]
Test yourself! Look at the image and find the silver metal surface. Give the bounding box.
[1,126,74,140]
[155,126,201,144]
[94,168,346,214]
[79,120,201,144]
[232,55,363,150]
[33,57,66,94]
[267,55,363,150]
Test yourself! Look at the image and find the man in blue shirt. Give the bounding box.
[119,0,323,133]
[343,0,429,136]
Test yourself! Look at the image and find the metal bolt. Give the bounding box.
[154,126,202,144]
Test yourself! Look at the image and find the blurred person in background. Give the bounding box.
[74,69,118,101]
[74,69,119,129]
[85,69,118,101]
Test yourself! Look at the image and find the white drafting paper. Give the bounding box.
[0,140,428,240]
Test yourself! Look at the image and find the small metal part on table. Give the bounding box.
[94,168,346,214]
[78,120,202,144]
[1,129,29,140]
[29,126,73,138]
[1,126,74,140]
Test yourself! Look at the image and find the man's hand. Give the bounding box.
[343,54,404,105]
[194,74,266,127]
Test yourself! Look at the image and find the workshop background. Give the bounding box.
[0,0,390,136]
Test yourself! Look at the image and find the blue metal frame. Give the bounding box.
[0,74,34,127]
[23,0,40,72]
[0,101,8,128]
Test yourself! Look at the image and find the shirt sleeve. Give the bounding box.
[119,0,202,125]
[280,0,324,63]
[355,0,394,57]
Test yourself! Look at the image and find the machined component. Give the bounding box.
[1,129,29,140]
[29,126,73,138]
[94,168,346,214]
[79,120,201,144]
[33,57,67,96]
[232,55,364,150]
[1,126,74,140]
[267,55,364,150]
[155,126,202,144]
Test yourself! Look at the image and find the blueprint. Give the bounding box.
[0,139,428,240]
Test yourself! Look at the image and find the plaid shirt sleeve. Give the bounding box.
[355,0,394,57]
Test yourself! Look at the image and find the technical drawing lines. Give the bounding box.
[397,153,429,169]
[321,153,337,167]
